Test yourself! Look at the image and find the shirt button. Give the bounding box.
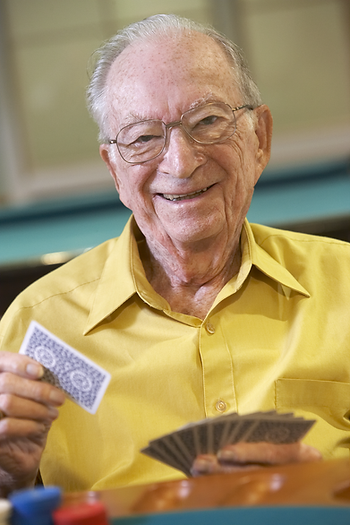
[215,400,227,413]
[205,322,215,334]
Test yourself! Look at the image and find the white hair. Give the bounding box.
[86,14,262,143]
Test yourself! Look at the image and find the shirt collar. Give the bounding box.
[85,216,170,334]
[85,216,141,334]
[243,219,310,297]
[85,217,309,333]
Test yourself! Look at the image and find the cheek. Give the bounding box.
[216,142,247,187]
[115,165,153,210]
[216,142,257,214]
[225,135,258,186]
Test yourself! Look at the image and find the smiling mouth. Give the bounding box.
[160,186,211,202]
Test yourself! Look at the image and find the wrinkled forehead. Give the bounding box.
[105,32,240,120]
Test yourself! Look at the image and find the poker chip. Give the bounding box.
[9,486,62,524]
[53,501,109,524]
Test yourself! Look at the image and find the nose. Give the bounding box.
[157,126,206,178]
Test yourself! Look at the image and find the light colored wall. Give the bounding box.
[239,0,350,170]
[0,0,349,204]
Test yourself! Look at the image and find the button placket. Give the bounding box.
[199,317,237,417]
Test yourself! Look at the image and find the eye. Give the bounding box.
[133,134,156,144]
[130,133,164,149]
[118,120,164,151]
[198,115,219,126]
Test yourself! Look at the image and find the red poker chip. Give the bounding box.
[53,501,109,524]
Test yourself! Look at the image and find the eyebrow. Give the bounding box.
[119,112,150,126]
[120,95,227,127]
[187,94,220,110]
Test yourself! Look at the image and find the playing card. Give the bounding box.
[243,415,314,444]
[166,426,198,466]
[215,416,242,449]
[208,419,228,452]
[19,321,111,414]
[157,435,193,474]
[191,421,209,456]
[165,433,194,465]
[142,441,192,477]
[225,417,256,444]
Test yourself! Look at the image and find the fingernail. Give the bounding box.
[49,389,65,405]
[192,457,216,473]
[48,406,59,420]
[195,458,210,470]
[300,443,322,461]
[217,449,238,463]
[26,363,43,378]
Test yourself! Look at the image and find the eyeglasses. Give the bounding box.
[108,102,254,164]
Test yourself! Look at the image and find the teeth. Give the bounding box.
[162,187,209,202]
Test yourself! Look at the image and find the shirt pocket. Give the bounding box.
[275,378,350,458]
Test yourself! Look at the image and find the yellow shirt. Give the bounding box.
[1,217,350,491]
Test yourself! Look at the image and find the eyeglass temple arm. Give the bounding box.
[233,104,255,112]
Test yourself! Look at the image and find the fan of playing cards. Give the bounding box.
[141,411,316,477]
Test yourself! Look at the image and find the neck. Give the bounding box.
[139,230,242,319]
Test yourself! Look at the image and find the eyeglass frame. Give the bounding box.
[108,102,255,164]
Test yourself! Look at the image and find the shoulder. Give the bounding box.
[250,222,350,254]
[0,238,118,337]
[249,222,350,287]
[21,238,117,305]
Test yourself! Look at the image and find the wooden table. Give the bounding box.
[63,458,350,523]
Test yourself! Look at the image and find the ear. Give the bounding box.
[99,144,121,193]
[253,104,273,184]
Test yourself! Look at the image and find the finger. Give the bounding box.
[0,352,43,380]
[0,417,48,440]
[191,454,223,476]
[218,442,322,466]
[191,454,259,477]
[0,373,65,407]
[0,394,59,422]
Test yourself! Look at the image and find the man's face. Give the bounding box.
[100,32,272,251]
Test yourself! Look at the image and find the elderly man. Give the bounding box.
[0,14,349,496]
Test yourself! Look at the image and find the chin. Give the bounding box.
[168,225,223,246]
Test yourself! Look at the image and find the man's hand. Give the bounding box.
[191,441,322,476]
[0,351,65,496]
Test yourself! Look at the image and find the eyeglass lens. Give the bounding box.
[116,102,237,163]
